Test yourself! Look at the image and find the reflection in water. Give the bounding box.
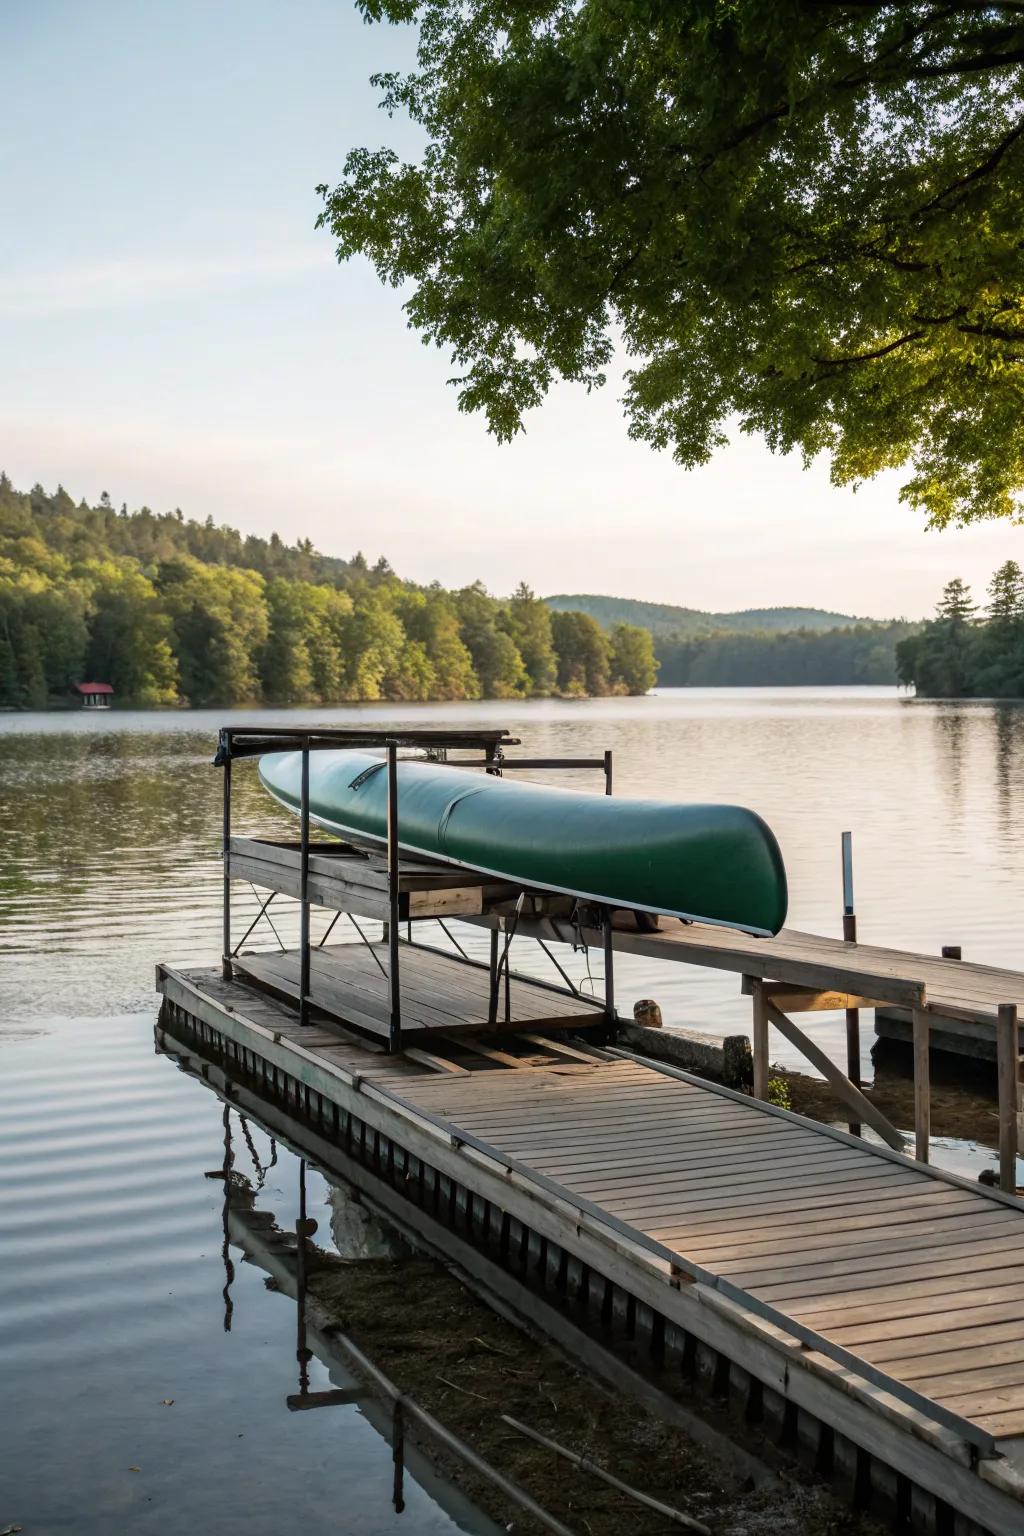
[0,1015,495,1536]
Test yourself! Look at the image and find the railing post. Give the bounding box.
[997,1003,1020,1194]
[386,742,401,1050]
[221,741,232,981]
[603,749,613,797]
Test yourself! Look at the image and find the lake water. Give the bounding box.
[3,687,1023,1530]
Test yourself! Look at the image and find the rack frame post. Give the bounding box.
[221,741,232,981]
[386,742,402,1051]
[299,737,311,1027]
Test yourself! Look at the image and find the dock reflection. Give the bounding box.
[167,1030,501,1536]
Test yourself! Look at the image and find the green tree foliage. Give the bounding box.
[156,557,269,706]
[551,610,612,696]
[454,582,529,697]
[609,623,658,695]
[501,583,557,695]
[897,568,1024,696]
[319,3,1024,528]
[662,622,916,687]
[0,473,930,706]
[397,588,479,698]
[82,560,178,706]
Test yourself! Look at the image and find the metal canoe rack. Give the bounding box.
[215,724,617,1052]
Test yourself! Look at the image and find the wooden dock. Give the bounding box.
[498,909,1024,1182]
[158,959,1024,1536]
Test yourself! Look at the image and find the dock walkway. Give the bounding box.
[159,960,1024,1535]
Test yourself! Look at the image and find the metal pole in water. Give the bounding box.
[840,830,862,1125]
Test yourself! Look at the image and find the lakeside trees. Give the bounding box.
[658,623,916,688]
[896,565,1024,697]
[0,477,658,708]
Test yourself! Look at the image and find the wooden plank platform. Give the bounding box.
[229,835,517,922]
[157,962,1024,1531]
[491,910,1024,1026]
[232,940,605,1041]
[395,1055,1024,1439]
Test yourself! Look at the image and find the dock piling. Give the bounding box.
[997,1002,1020,1193]
[912,1006,930,1164]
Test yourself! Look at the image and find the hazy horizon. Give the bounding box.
[3,0,1021,620]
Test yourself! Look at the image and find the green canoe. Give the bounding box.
[258,750,787,936]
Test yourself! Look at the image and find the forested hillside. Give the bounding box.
[545,593,865,636]
[0,478,656,707]
[658,622,917,687]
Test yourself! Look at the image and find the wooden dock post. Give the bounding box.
[997,1002,1020,1194]
[750,977,769,1101]
[913,1006,930,1164]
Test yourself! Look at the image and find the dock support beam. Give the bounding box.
[997,1002,1020,1193]
[386,742,402,1051]
[912,1006,930,1164]
[299,738,310,1027]
[221,748,232,981]
[750,978,769,1102]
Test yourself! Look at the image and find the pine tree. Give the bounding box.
[987,562,1024,627]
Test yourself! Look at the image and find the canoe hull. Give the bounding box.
[258,750,788,937]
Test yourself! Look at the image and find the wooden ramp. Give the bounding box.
[233,940,605,1041]
[394,1054,1024,1442]
[503,913,1024,1024]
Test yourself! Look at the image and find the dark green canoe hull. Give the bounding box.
[258,750,787,936]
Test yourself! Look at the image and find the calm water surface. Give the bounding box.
[3,687,1023,1529]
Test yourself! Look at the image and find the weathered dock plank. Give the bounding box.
[232,939,604,1039]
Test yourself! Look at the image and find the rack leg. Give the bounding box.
[387,743,401,1050]
[299,741,310,1026]
[221,753,232,981]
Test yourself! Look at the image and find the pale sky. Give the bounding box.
[3,1,1020,620]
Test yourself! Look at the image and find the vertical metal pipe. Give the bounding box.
[840,831,861,1117]
[603,749,613,796]
[488,927,500,1025]
[387,743,401,1049]
[299,738,310,1027]
[221,745,233,981]
[603,907,615,1038]
[997,1003,1020,1193]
